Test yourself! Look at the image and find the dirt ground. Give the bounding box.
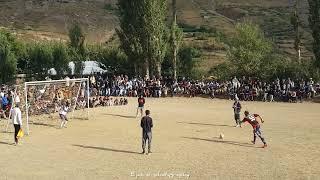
[0,98,319,180]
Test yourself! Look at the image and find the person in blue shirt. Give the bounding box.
[1,94,9,111]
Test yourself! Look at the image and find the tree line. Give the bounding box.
[0,0,320,83]
[116,0,320,81]
[0,23,198,84]
[211,22,320,81]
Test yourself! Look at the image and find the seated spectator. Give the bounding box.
[114,98,119,106]
[0,103,7,119]
[289,91,297,103]
[123,98,128,105]
[119,98,124,105]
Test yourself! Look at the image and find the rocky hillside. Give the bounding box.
[0,0,314,72]
[0,0,118,43]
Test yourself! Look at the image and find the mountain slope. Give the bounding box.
[0,0,313,73]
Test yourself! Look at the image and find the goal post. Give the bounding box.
[24,78,90,135]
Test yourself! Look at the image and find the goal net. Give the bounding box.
[24,78,90,134]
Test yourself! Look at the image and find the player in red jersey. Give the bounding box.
[136,95,145,117]
[241,111,267,148]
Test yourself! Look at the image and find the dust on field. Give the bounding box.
[0,98,319,180]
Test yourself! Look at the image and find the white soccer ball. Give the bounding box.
[219,133,224,140]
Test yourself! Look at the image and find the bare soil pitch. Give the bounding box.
[0,98,319,180]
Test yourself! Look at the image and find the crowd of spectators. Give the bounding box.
[0,75,319,120]
[88,74,320,103]
[0,81,129,120]
[0,85,16,119]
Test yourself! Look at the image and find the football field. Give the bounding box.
[0,98,319,180]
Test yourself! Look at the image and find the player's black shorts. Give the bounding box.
[234,113,240,120]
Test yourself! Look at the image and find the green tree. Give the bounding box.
[68,23,85,55]
[291,0,302,61]
[52,42,70,75]
[142,0,168,77]
[227,22,272,77]
[209,62,233,80]
[68,47,85,75]
[68,23,86,74]
[170,0,183,81]
[102,47,132,75]
[0,30,28,74]
[0,32,17,83]
[117,0,168,78]
[14,41,28,74]
[178,46,201,77]
[28,42,53,78]
[117,0,144,75]
[308,0,320,67]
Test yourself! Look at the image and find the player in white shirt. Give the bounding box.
[11,104,22,145]
[59,101,70,128]
[15,94,20,104]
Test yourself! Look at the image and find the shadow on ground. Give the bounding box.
[182,137,260,148]
[1,131,13,134]
[104,113,136,119]
[32,122,58,128]
[72,117,89,120]
[72,144,141,154]
[177,121,234,127]
[0,141,14,146]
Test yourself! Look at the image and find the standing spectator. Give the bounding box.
[0,88,4,98]
[232,76,240,90]
[1,94,9,111]
[11,104,22,145]
[140,110,153,155]
[269,88,274,102]
[297,87,304,103]
[308,78,314,86]
[65,76,70,87]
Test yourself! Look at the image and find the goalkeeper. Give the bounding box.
[59,101,70,128]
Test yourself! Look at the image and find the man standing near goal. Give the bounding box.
[136,95,145,117]
[241,111,267,148]
[140,110,153,155]
[11,104,22,145]
[59,101,70,128]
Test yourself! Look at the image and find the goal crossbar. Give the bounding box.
[24,78,90,135]
[25,78,89,86]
